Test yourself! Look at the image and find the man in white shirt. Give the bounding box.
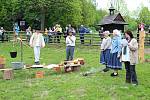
[66,31,76,61]
[30,29,45,65]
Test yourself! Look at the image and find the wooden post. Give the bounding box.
[3,69,13,80]
[138,31,145,63]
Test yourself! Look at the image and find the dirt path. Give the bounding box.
[145,48,150,54]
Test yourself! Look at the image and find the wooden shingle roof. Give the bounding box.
[98,13,128,26]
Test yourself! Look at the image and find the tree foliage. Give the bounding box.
[0,0,106,30]
[124,16,137,31]
[138,7,150,25]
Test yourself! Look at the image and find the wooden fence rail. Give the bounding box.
[0,31,150,46]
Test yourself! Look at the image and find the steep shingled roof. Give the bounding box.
[98,13,128,26]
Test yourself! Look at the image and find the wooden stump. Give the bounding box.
[35,71,44,78]
[0,64,5,69]
[3,69,13,80]
[53,67,61,72]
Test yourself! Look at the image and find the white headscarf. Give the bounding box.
[103,31,110,35]
[113,29,121,37]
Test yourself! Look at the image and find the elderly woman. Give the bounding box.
[108,29,122,76]
[100,31,111,72]
[123,30,138,85]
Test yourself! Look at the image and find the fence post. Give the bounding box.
[138,31,145,63]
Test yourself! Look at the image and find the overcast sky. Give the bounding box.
[97,0,150,11]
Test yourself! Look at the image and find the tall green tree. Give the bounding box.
[0,0,105,30]
[23,0,51,30]
[0,0,20,30]
[81,0,96,26]
[124,16,137,31]
[138,7,150,25]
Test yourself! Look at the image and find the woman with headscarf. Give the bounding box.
[100,31,111,72]
[108,29,122,76]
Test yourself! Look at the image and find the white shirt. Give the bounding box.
[26,29,32,35]
[30,33,45,47]
[121,39,130,61]
[66,35,76,46]
[0,29,4,35]
[101,37,111,50]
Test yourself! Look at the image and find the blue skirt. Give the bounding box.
[100,49,110,66]
[108,52,122,69]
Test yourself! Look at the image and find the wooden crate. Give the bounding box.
[64,64,81,73]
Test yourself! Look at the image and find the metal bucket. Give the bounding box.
[11,62,24,70]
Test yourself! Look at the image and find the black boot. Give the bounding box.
[111,72,118,77]
[103,67,109,72]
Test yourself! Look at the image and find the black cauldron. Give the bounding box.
[10,52,17,58]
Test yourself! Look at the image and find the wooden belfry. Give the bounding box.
[138,31,145,63]
[98,5,128,33]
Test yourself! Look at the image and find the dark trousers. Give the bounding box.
[26,35,30,42]
[66,46,75,61]
[57,32,62,43]
[48,35,52,43]
[54,33,59,43]
[0,33,4,43]
[80,34,84,44]
[124,62,138,84]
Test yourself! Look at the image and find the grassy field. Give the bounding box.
[0,42,150,100]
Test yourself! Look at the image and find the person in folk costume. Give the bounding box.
[66,30,76,61]
[122,30,138,85]
[30,28,45,65]
[108,29,122,76]
[100,31,111,72]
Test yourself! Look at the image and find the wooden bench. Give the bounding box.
[0,69,13,80]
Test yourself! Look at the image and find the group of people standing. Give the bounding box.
[100,29,138,85]
[29,26,76,65]
[13,23,139,85]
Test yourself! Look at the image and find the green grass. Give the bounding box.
[0,42,150,100]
